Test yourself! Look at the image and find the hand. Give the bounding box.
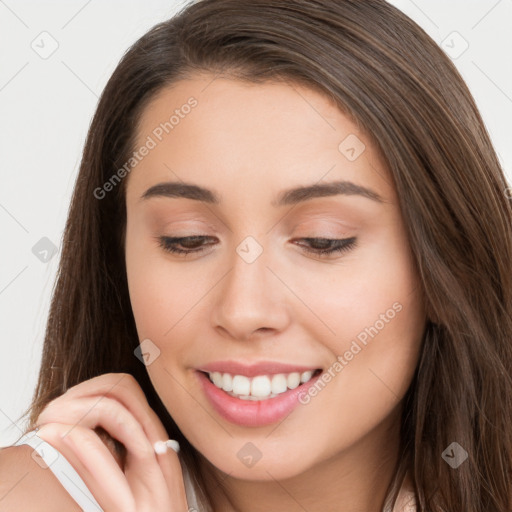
[35,372,190,512]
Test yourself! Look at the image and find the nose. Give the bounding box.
[211,242,291,341]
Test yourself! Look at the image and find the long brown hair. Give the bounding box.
[17,1,512,510]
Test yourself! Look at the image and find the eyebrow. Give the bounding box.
[139,180,384,205]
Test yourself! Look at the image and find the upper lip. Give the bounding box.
[197,360,322,378]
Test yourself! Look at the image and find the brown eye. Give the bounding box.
[156,235,357,258]
[158,236,216,255]
[294,237,357,257]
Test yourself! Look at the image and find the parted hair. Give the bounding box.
[19,1,512,510]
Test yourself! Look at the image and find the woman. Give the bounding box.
[1,0,511,510]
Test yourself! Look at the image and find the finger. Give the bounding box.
[93,425,127,469]
[37,396,165,493]
[153,447,189,512]
[38,395,154,465]
[37,395,186,510]
[36,422,135,512]
[63,373,169,443]
[56,373,187,501]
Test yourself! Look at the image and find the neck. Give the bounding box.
[200,405,403,512]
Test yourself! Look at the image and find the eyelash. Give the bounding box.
[157,235,357,258]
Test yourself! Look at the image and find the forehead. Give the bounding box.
[125,74,394,205]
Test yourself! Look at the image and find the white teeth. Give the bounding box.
[287,372,301,389]
[251,375,272,397]
[207,369,318,400]
[211,371,223,388]
[232,375,251,395]
[271,374,288,394]
[236,394,279,401]
[222,373,233,392]
[300,370,313,383]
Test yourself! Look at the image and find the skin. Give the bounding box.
[1,373,189,511]
[0,73,426,512]
[122,73,427,511]
[0,73,428,512]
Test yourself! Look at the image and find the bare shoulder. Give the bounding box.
[0,444,82,512]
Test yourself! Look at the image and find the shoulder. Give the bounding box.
[0,444,82,512]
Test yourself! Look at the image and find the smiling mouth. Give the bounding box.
[200,368,323,401]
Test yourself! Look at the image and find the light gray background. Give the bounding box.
[1,0,511,446]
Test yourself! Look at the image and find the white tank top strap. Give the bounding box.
[12,429,203,512]
[13,429,103,511]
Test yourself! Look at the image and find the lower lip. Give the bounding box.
[196,370,322,427]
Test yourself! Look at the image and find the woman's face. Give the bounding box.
[124,73,426,481]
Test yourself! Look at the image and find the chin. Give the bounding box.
[199,440,317,482]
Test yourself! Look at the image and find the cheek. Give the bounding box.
[290,226,424,355]
[285,234,425,451]
[336,241,424,407]
[125,227,188,343]
[294,225,425,398]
